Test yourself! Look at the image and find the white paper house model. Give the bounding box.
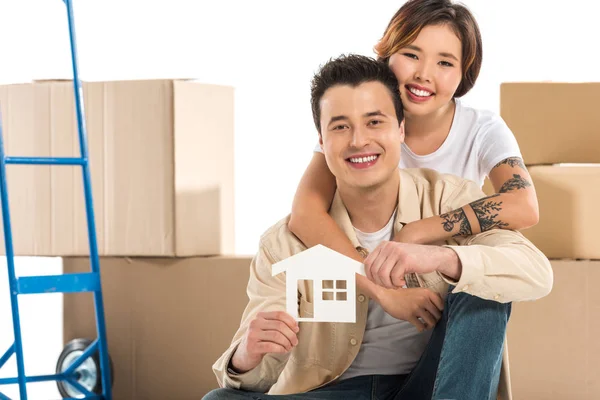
[272,244,366,323]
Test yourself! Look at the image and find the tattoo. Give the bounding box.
[494,157,526,170]
[440,208,473,237]
[469,194,509,232]
[499,174,532,193]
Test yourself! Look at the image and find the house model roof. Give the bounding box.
[272,244,366,277]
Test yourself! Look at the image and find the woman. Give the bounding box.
[289,0,539,285]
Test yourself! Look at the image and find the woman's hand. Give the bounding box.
[393,221,427,244]
[377,287,444,332]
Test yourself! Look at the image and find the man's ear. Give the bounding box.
[399,119,405,143]
[318,132,324,150]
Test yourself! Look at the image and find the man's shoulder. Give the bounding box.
[402,167,474,190]
[258,215,308,264]
[401,168,486,212]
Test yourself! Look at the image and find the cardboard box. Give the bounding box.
[519,165,600,259]
[482,165,598,260]
[63,256,253,400]
[507,259,600,399]
[500,82,600,165]
[0,79,234,256]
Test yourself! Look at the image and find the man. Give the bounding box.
[204,55,552,400]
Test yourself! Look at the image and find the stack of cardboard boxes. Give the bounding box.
[484,83,600,399]
[0,79,253,399]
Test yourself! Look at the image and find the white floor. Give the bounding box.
[0,257,63,399]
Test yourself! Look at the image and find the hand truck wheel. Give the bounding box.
[55,338,114,398]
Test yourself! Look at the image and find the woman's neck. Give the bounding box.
[405,100,456,138]
[403,100,456,156]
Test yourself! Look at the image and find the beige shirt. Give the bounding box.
[212,168,553,400]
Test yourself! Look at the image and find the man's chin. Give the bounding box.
[344,179,382,192]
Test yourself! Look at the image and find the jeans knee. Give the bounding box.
[203,388,262,400]
[203,388,230,400]
[202,389,220,400]
[447,291,512,324]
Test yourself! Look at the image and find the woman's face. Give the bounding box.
[388,24,463,118]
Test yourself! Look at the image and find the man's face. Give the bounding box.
[319,81,404,191]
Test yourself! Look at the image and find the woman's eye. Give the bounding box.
[439,61,454,67]
[402,53,418,60]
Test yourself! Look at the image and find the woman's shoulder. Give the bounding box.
[455,99,512,139]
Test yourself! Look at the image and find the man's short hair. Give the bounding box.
[310,54,404,133]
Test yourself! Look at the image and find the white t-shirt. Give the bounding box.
[338,210,433,381]
[315,98,522,188]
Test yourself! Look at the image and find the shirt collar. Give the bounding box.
[329,169,422,250]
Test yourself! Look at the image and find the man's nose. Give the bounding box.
[350,127,370,148]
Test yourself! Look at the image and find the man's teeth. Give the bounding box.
[349,155,378,163]
[408,87,433,97]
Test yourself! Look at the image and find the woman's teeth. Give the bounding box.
[408,87,433,97]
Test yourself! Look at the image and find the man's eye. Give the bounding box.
[369,120,383,126]
[333,125,347,130]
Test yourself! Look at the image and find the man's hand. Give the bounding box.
[364,241,461,289]
[378,287,444,332]
[230,311,299,374]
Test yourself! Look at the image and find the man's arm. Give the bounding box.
[365,230,552,303]
[212,242,292,392]
[440,229,553,302]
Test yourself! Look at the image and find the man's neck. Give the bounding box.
[338,172,400,233]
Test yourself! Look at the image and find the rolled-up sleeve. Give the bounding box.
[442,229,553,302]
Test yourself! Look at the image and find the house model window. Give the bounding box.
[271,245,366,323]
[322,280,348,301]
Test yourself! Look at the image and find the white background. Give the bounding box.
[0,0,599,398]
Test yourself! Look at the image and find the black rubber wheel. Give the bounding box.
[56,338,114,398]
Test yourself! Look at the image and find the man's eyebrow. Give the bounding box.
[364,111,387,118]
[328,111,388,125]
[404,44,459,61]
[328,115,349,125]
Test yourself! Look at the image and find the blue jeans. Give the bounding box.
[204,289,511,400]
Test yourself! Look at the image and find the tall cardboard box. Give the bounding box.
[0,80,234,256]
[507,260,600,399]
[63,256,253,400]
[500,82,600,165]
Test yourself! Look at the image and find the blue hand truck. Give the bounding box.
[0,1,113,399]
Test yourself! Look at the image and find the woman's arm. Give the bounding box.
[394,156,540,244]
[288,152,365,263]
